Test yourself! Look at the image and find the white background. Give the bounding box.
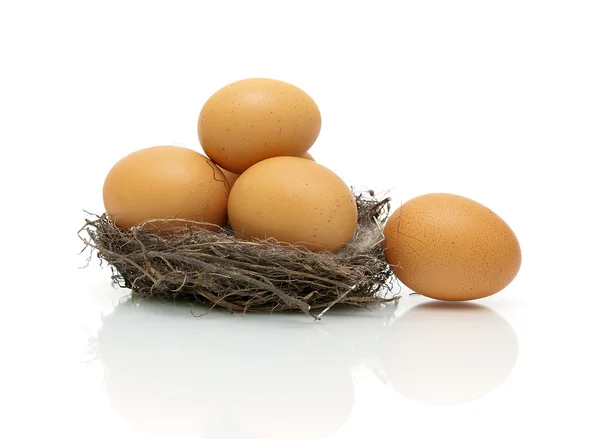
[1,1,599,438]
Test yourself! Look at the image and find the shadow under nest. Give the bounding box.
[79,191,398,319]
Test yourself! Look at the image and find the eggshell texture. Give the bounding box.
[383,193,521,301]
[218,152,315,190]
[103,146,229,230]
[228,157,357,252]
[198,78,321,174]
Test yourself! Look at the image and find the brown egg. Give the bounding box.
[103,146,229,230]
[383,193,521,301]
[218,152,315,189]
[228,157,357,252]
[198,78,321,174]
[218,166,239,189]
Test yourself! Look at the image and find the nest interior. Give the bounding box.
[79,191,398,319]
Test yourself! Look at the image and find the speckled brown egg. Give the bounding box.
[383,193,521,301]
[228,156,357,252]
[198,78,321,174]
[103,146,229,230]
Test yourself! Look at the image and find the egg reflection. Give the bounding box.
[382,302,519,406]
[96,300,223,435]
[95,298,355,438]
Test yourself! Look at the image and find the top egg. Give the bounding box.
[197,78,321,174]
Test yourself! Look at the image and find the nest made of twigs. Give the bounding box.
[79,190,398,319]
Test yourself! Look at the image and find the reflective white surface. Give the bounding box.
[381,302,518,406]
[3,0,600,437]
[67,284,526,439]
[91,297,520,437]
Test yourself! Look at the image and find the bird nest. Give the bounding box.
[79,191,398,319]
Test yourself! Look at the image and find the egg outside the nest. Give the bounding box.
[102,146,229,231]
[227,156,357,253]
[383,193,521,301]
